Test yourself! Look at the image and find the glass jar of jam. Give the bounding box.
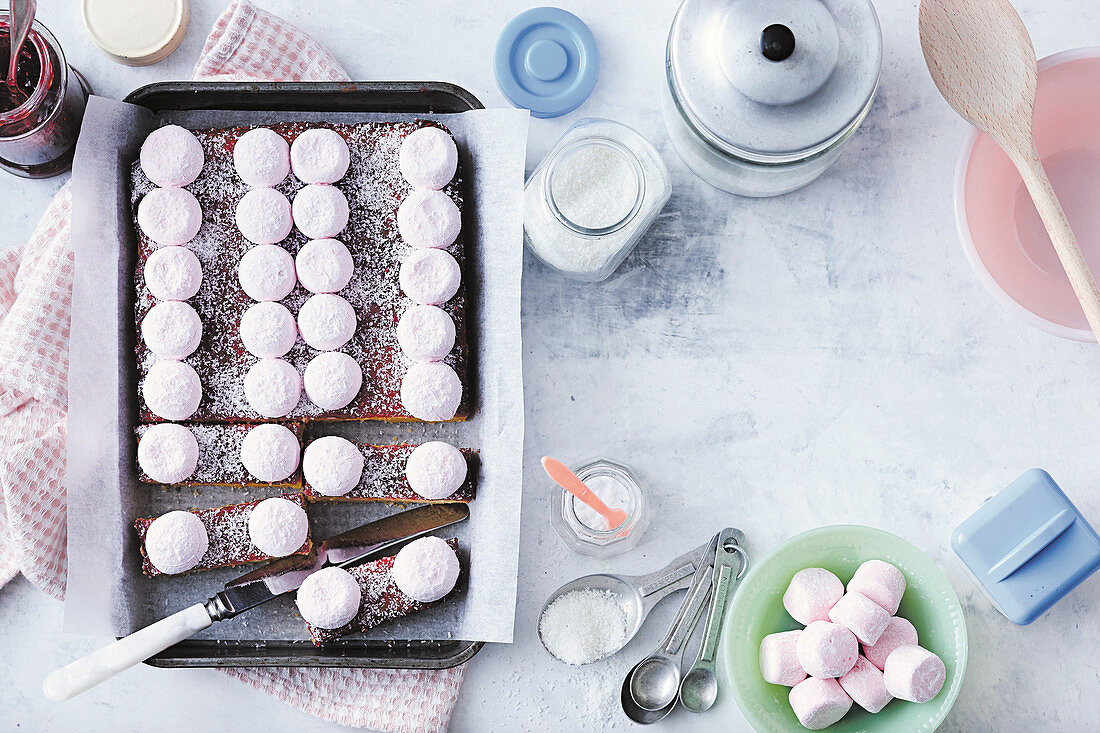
[0,14,91,178]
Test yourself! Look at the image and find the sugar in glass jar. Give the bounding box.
[550,458,649,558]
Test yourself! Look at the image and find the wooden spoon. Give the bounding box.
[919,0,1100,342]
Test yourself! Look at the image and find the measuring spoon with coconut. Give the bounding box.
[679,528,749,713]
[537,537,715,665]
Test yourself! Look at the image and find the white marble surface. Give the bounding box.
[3,0,1100,730]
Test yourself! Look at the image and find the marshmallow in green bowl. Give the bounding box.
[723,525,967,732]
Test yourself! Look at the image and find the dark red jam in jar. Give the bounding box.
[0,16,91,178]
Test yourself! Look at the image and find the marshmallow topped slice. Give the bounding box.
[302,435,364,497]
[303,351,362,411]
[248,496,309,557]
[391,536,460,603]
[290,128,350,184]
[240,301,297,358]
[295,238,354,294]
[137,187,202,247]
[144,510,209,575]
[141,301,202,359]
[243,358,301,418]
[140,125,204,187]
[397,305,455,362]
[235,187,293,245]
[397,189,461,250]
[399,126,458,190]
[238,244,296,302]
[399,248,461,305]
[233,127,290,187]
[240,423,300,483]
[405,441,467,500]
[137,423,199,484]
[400,362,461,422]
[144,245,202,301]
[296,566,361,628]
[297,293,356,351]
[293,184,349,239]
[142,360,202,421]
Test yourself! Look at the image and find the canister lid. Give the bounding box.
[83,0,188,67]
[666,0,881,161]
[494,7,599,119]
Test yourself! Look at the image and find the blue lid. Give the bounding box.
[952,469,1100,625]
[494,7,599,119]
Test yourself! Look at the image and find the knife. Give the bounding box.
[42,503,470,702]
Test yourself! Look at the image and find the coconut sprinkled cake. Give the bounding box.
[302,442,478,503]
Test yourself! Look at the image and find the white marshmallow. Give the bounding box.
[399,248,461,305]
[759,630,806,687]
[295,238,354,294]
[296,566,361,628]
[290,128,350,184]
[400,126,458,190]
[405,441,467,500]
[828,591,891,646]
[882,645,945,703]
[303,351,362,411]
[783,567,844,625]
[302,435,364,497]
[235,187,293,245]
[848,560,907,615]
[138,187,203,246]
[864,616,919,671]
[233,127,290,187]
[839,655,893,713]
[238,244,296,302]
[142,360,202,420]
[243,358,301,418]
[141,301,202,359]
[397,304,455,362]
[140,125,204,187]
[137,423,199,484]
[400,362,462,422]
[397,189,461,249]
[796,620,858,679]
[391,536,460,603]
[144,246,202,301]
[144,510,208,575]
[247,497,309,557]
[293,184,349,239]
[297,293,356,351]
[788,677,852,731]
[240,423,300,483]
[239,301,297,358]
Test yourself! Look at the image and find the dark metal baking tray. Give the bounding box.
[122,80,484,670]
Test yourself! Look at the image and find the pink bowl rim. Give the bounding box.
[953,46,1100,343]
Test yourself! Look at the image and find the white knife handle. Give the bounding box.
[42,603,213,702]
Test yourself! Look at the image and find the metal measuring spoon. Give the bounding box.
[537,538,713,663]
[679,528,749,713]
[623,533,719,717]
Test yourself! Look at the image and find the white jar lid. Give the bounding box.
[82,0,189,67]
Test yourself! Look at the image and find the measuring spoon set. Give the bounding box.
[538,527,748,724]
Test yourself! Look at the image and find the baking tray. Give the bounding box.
[122,80,485,670]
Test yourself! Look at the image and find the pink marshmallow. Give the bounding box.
[839,655,893,713]
[882,644,945,703]
[783,568,844,625]
[796,621,859,679]
[847,560,906,615]
[759,630,807,687]
[828,591,891,646]
[863,616,918,670]
[788,677,852,730]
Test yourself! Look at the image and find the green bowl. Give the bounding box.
[723,525,967,733]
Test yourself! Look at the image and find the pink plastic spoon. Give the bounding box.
[542,456,629,531]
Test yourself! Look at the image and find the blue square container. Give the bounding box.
[951,468,1100,625]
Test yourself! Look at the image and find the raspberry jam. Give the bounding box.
[0,16,90,178]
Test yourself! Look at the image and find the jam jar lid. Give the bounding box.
[666,0,881,162]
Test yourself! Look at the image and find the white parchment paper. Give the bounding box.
[64,95,528,645]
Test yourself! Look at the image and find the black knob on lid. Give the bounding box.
[761,24,796,62]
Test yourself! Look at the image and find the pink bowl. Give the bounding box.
[955,48,1100,342]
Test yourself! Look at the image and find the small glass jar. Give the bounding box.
[0,15,91,178]
[524,118,671,282]
[663,0,881,197]
[550,458,649,558]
